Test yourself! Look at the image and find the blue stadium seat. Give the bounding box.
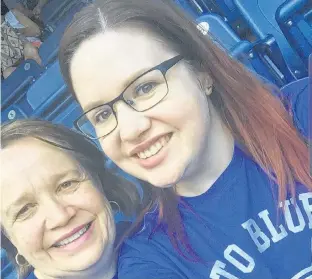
[39,2,87,67]
[197,13,240,48]
[1,61,66,124]
[196,0,247,36]
[40,0,78,26]
[276,0,312,66]
[39,20,69,67]
[50,100,83,128]
[196,14,295,86]
[1,104,29,123]
[233,0,308,78]
[200,0,239,22]
[27,61,66,110]
[1,60,42,111]
[24,63,87,131]
[4,61,95,132]
[174,0,202,18]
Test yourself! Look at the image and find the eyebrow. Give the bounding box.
[4,169,83,217]
[82,64,157,112]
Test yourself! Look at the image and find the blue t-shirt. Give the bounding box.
[118,81,311,279]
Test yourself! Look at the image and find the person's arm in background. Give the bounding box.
[11,8,41,37]
[14,2,33,17]
[3,0,33,17]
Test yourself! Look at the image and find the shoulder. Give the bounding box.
[280,77,310,139]
[117,211,183,279]
[118,237,183,279]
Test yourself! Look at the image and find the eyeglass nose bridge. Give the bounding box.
[112,99,152,141]
[110,96,138,117]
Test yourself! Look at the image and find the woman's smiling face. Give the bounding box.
[70,28,213,188]
[1,138,115,277]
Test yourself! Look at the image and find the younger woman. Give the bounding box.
[59,1,311,278]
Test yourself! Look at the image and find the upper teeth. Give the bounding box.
[54,223,90,247]
[137,135,170,159]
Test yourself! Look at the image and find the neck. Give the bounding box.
[176,103,234,197]
[34,251,117,279]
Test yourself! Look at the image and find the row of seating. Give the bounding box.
[1,0,86,118]
[1,0,311,130]
[196,14,296,87]
[2,60,83,126]
[176,0,312,79]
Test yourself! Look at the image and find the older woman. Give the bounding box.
[1,119,141,279]
[58,0,311,278]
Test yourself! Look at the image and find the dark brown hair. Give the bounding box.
[58,0,311,261]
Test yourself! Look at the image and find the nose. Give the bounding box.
[115,101,151,142]
[43,198,76,230]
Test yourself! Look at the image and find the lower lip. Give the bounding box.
[53,221,95,252]
[135,134,172,169]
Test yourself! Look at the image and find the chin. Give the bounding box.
[150,181,174,188]
[71,249,104,271]
[79,238,112,271]
[147,169,184,188]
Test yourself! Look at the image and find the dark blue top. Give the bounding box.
[117,81,311,279]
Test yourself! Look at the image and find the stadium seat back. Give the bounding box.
[197,14,240,48]
[233,0,308,78]
[39,2,87,67]
[276,0,312,65]
[196,14,295,86]
[40,0,77,26]
[1,60,42,110]
[27,61,66,110]
[174,0,201,17]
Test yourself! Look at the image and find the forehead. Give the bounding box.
[70,28,176,110]
[1,138,78,193]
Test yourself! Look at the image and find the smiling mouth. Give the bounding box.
[136,133,172,159]
[52,222,92,248]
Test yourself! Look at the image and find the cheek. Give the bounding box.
[75,186,109,214]
[188,99,210,149]
[11,220,43,255]
[161,88,208,133]
[100,135,124,162]
[167,91,209,158]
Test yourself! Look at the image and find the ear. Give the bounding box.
[198,72,213,96]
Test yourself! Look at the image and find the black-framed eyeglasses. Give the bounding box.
[74,55,183,140]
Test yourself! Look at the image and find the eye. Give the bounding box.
[134,82,158,97]
[92,108,113,125]
[57,180,80,193]
[60,181,73,188]
[15,204,36,220]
